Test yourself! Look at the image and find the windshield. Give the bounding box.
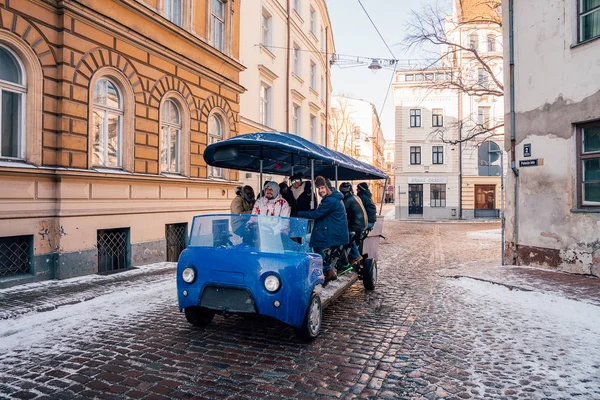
[189,214,312,254]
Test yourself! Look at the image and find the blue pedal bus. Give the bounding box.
[177,132,388,341]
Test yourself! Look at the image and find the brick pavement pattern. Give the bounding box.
[1,220,600,399]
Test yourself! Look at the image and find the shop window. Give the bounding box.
[430,184,446,207]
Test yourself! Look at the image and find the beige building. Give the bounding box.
[393,0,504,220]
[330,95,386,202]
[239,0,335,186]
[503,0,600,276]
[0,0,244,288]
[383,139,395,203]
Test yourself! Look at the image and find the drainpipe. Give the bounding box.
[508,0,519,261]
[286,0,291,133]
[325,26,330,147]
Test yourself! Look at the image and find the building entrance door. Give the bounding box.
[408,184,423,214]
[474,185,498,218]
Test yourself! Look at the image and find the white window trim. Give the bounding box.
[293,43,301,77]
[160,99,182,174]
[92,79,124,168]
[261,8,273,47]
[0,44,26,161]
[259,81,271,126]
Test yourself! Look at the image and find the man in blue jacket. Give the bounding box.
[298,176,349,285]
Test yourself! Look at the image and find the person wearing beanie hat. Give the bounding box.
[298,175,349,285]
[252,181,290,217]
[356,182,377,228]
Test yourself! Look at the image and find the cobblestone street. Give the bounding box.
[1,218,600,399]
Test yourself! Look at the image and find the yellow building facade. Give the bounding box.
[0,0,244,287]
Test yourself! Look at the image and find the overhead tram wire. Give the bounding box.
[356,0,398,119]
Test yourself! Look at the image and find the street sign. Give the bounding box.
[519,159,538,167]
[524,143,531,157]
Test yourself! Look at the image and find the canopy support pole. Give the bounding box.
[310,159,315,210]
[379,177,388,216]
[259,160,264,196]
[334,165,338,190]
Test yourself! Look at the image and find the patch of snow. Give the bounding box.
[467,228,501,241]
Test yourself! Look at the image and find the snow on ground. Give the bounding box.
[0,278,176,356]
[467,228,501,241]
[448,277,600,396]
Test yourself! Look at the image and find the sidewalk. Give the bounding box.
[0,262,176,320]
[439,260,600,307]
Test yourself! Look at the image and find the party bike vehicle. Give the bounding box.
[177,132,388,341]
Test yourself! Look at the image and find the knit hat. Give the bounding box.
[264,181,280,198]
[339,182,353,194]
[315,176,327,189]
[357,182,369,192]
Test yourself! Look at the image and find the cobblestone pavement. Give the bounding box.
[1,219,600,399]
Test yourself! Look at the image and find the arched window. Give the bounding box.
[0,45,26,159]
[161,99,181,173]
[92,78,123,167]
[208,114,223,177]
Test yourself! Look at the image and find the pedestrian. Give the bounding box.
[252,181,291,217]
[279,181,297,216]
[289,173,317,216]
[298,176,349,285]
[339,182,367,267]
[357,182,377,229]
[230,185,255,214]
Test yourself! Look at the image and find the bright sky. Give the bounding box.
[326,0,440,141]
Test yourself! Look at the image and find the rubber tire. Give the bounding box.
[363,258,377,291]
[295,292,322,342]
[184,306,215,327]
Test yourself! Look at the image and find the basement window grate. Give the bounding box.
[166,223,187,262]
[97,228,130,274]
[0,235,32,277]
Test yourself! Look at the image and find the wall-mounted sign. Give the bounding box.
[524,143,531,157]
[408,176,448,184]
[519,159,538,167]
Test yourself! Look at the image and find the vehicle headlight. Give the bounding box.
[182,267,196,284]
[264,275,281,292]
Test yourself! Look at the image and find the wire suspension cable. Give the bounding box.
[357,0,396,60]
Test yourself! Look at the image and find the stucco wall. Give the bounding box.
[502,0,600,276]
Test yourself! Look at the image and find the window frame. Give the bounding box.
[477,106,491,129]
[160,99,182,174]
[478,68,490,89]
[432,108,444,127]
[208,113,225,178]
[310,60,316,90]
[410,146,421,165]
[164,0,183,27]
[91,78,124,168]
[261,8,272,47]
[0,44,26,161]
[293,103,301,135]
[409,109,421,128]
[310,114,317,142]
[577,120,600,207]
[210,0,226,52]
[432,145,444,165]
[487,35,496,52]
[259,81,271,126]
[579,0,600,43]
[430,184,446,207]
[293,43,301,77]
[469,33,479,51]
[310,7,316,35]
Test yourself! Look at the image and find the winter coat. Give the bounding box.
[230,195,253,214]
[358,188,377,224]
[252,195,291,217]
[342,192,368,234]
[298,191,349,248]
[290,181,317,216]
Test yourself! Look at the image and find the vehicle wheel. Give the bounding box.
[363,258,377,291]
[295,292,322,342]
[184,306,215,327]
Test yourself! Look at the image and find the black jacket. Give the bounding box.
[358,188,377,224]
[342,192,368,234]
[291,181,316,216]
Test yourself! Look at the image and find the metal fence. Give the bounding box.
[97,228,129,274]
[166,223,187,262]
[0,235,32,277]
